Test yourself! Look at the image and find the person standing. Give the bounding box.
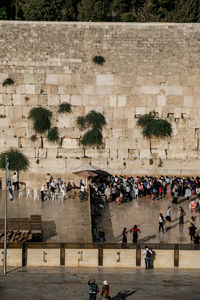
[40,184,45,201]
[159,213,164,232]
[130,225,141,243]
[189,224,197,241]
[101,280,110,300]
[99,228,105,242]
[166,207,171,222]
[179,207,185,225]
[143,246,153,270]
[122,227,128,244]
[46,173,52,189]
[13,172,19,190]
[88,279,99,300]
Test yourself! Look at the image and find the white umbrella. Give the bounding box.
[72,164,97,173]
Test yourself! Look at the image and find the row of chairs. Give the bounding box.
[18,188,66,202]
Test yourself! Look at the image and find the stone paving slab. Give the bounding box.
[99,196,199,244]
[0,191,91,243]
[0,267,200,300]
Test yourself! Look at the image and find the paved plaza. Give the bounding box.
[0,191,91,243]
[0,267,200,300]
[99,196,199,244]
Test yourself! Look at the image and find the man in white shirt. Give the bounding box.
[143,246,153,270]
[13,172,19,190]
[80,184,88,201]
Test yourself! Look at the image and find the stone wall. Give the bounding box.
[0,21,200,186]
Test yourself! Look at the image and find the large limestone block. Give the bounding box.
[96,74,114,86]
[71,95,82,106]
[24,84,35,94]
[58,148,84,158]
[21,137,41,149]
[46,74,58,85]
[189,119,200,129]
[6,138,19,148]
[139,149,151,159]
[27,249,60,266]
[103,249,136,268]
[37,148,47,158]
[141,250,174,269]
[91,158,108,169]
[164,85,183,95]
[150,139,169,150]
[41,158,66,173]
[48,95,60,106]
[168,138,184,150]
[179,250,200,269]
[62,138,79,149]
[57,116,71,128]
[95,86,112,95]
[141,86,160,95]
[22,148,36,158]
[184,96,193,107]
[66,158,91,172]
[167,96,183,107]
[2,94,12,105]
[117,95,126,107]
[57,74,72,85]
[47,148,58,158]
[0,249,22,267]
[183,139,197,150]
[65,249,98,267]
[0,73,9,83]
[157,95,166,106]
[85,149,109,159]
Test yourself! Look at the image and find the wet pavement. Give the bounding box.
[0,190,91,243]
[99,195,199,244]
[0,267,199,300]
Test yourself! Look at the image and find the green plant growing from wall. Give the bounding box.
[76,110,106,147]
[3,78,14,86]
[58,102,72,113]
[28,107,52,133]
[92,56,105,65]
[137,112,172,166]
[47,127,59,143]
[137,113,172,139]
[0,147,29,180]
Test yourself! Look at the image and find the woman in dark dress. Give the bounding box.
[122,227,128,244]
[130,225,141,243]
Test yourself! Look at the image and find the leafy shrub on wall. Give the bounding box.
[137,113,172,139]
[58,102,72,113]
[28,107,52,133]
[76,110,106,147]
[47,127,59,143]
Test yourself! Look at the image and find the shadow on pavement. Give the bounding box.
[111,290,136,299]
[42,221,57,242]
[138,234,156,243]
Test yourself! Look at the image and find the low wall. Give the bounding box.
[0,243,200,268]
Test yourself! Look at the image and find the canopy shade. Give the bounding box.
[72,170,98,178]
[72,164,97,173]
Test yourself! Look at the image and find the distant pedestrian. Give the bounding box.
[13,172,19,190]
[159,213,164,232]
[40,184,45,201]
[172,189,178,204]
[189,224,197,241]
[185,186,192,201]
[166,207,171,222]
[130,225,141,243]
[122,227,128,244]
[143,246,153,270]
[99,228,105,242]
[88,278,99,300]
[179,207,185,225]
[101,280,110,300]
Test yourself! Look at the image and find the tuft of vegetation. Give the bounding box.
[92,56,105,65]
[76,116,87,130]
[0,148,29,171]
[30,134,37,142]
[47,127,59,143]
[80,128,103,147]
[28,107,52,133]
[58,102,72,113]
[3,78,14,86]
[77,110,106,147]
[137,113,172,139]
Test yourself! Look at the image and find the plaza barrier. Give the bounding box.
[1,243,200,268]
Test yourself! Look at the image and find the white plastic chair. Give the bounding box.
[51,192,56,202]
[19,189,24,198]
[26,189,32,198]
[34,188,39,200]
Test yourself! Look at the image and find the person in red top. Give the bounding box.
[101,280,110,300]
[130,225,141,243]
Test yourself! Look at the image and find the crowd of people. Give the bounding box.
[89,174,200,244]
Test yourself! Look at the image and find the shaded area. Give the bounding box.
[42,221,57,242]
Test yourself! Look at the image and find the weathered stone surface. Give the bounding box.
[1,22,200,186]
